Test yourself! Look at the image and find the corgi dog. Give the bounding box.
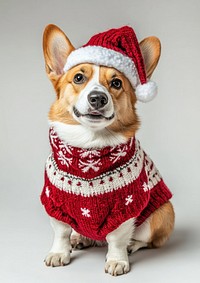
[41,24,175,276]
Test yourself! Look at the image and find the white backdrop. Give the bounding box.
[0,0,200,282]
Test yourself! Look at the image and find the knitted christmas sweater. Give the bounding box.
[41,127,172,241]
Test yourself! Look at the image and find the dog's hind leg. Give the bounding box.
[128,240,148,254]
[128,218,151,254]
[128,202,175,254]
[70,230,106,249]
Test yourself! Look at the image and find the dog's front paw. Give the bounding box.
[105,260,129,276]
[45,252,70,267]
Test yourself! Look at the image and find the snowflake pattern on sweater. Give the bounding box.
[41,127,172,241]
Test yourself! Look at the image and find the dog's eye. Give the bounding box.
[73,73,86,84]
[110,78,122,90]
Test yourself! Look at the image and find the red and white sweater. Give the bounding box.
[41,127,172,241]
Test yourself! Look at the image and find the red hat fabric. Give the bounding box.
[64,26,157,102]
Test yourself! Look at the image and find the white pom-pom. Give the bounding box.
[135,81,157,103]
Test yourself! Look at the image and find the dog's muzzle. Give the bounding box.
[72,85,115,127]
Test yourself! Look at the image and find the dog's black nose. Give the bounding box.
[88,91,108,109]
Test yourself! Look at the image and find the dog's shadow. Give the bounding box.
[129,227,191,266]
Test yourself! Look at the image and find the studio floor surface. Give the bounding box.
[1,205,199,283]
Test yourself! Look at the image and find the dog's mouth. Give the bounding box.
[73,106,114,121]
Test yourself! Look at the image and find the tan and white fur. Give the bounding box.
[42,24,175,276]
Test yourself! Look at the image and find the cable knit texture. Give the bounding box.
[41,128,172,241]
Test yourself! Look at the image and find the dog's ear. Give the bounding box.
[43,24,74,81]
[139,37,161,78]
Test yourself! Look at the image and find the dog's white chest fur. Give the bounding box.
[49,121,127,148]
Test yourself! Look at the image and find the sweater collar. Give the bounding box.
[49,127,136,179]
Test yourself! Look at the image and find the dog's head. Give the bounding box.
[43,25,160,141]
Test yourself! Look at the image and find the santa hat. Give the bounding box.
[64,26,157,102]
